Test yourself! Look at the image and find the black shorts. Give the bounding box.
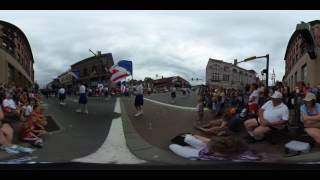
[59,94,66,100]
[79,93,88,104]
[135,95,144,106]
[171,92,176,98]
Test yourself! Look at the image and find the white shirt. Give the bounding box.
[261,100,289,123]
[79,85,86,94]
[23,105,33,116]
[249,90,259,105]
[136,84,143,95]
[59,88,65,94]
[2,99,17,110]
[171,87,176,92]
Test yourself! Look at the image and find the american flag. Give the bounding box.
[109,65,129,82]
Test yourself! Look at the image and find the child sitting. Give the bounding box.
[195,107,237,136]
[20,104,47,148]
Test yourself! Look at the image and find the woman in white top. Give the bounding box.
[134,82,144,117]
[76,84,88,114]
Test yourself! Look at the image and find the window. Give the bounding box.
[223,74,229,81]
[294,72,297,86]
[212,72,220,82]
[2,41,7,47]
[8,64,14,82]
[301,64,307,83]
[92,66,97,73]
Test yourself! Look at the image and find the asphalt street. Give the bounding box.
[32,96,119,162]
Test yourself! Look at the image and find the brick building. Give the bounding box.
[70,52,114,88]
[283,20,320,90]
[206,58,257,89]
[0,20,34,87]
[152,76,191,90]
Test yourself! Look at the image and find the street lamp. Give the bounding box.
[236,54,270,88]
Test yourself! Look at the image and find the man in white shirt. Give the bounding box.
[244,91,289,143]
[76,84,88,114]
[134,82,144,117]
[58,87,66,105]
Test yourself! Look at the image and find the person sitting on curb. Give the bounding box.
[244,91,289,143]
[2,92,21,124]
[300,92,320,144]
[169,134,261,161]
[195,107,236,136]
[0,106,34,154]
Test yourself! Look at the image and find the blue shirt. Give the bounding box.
[300,103,320,122]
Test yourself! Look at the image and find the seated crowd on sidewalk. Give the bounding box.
[0,82,47,155]
[170,81,320,161]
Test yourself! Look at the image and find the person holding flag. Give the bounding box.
[109,60,144,116]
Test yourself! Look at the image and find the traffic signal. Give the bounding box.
[191,78,194,81]
[261,69,267,75]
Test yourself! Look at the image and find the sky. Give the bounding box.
[0,10,319,87]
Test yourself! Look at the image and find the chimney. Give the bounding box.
[97,51,102,56]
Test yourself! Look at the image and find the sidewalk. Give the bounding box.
[120,96,320,164]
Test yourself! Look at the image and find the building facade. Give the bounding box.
[206,58,257,89]
[70,52,114,88]
[152,76,191,90]
[0,20,34,87]
[283,20,320,90]
[57,70,73,89]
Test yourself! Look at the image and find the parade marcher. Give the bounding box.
[171,85,177,104]
[103,86,109,100]
[134,81,144,117]
[76,84,89,114]
[58,86,66,105]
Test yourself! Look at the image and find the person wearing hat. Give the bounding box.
[300,92,320,144]
[244,91,289,143]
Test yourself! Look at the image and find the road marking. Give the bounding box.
[144,98,209,111]
[72,98,145,164]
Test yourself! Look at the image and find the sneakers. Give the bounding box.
[76,109,82,113]
[134,111,143,117]
[84,110,89,114]
[0,145,20,154]
[12,145,34,153]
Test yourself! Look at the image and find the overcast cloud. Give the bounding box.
[0,10,319,87]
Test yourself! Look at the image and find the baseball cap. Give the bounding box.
[304,92,316,102]
[271,91,283,99]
